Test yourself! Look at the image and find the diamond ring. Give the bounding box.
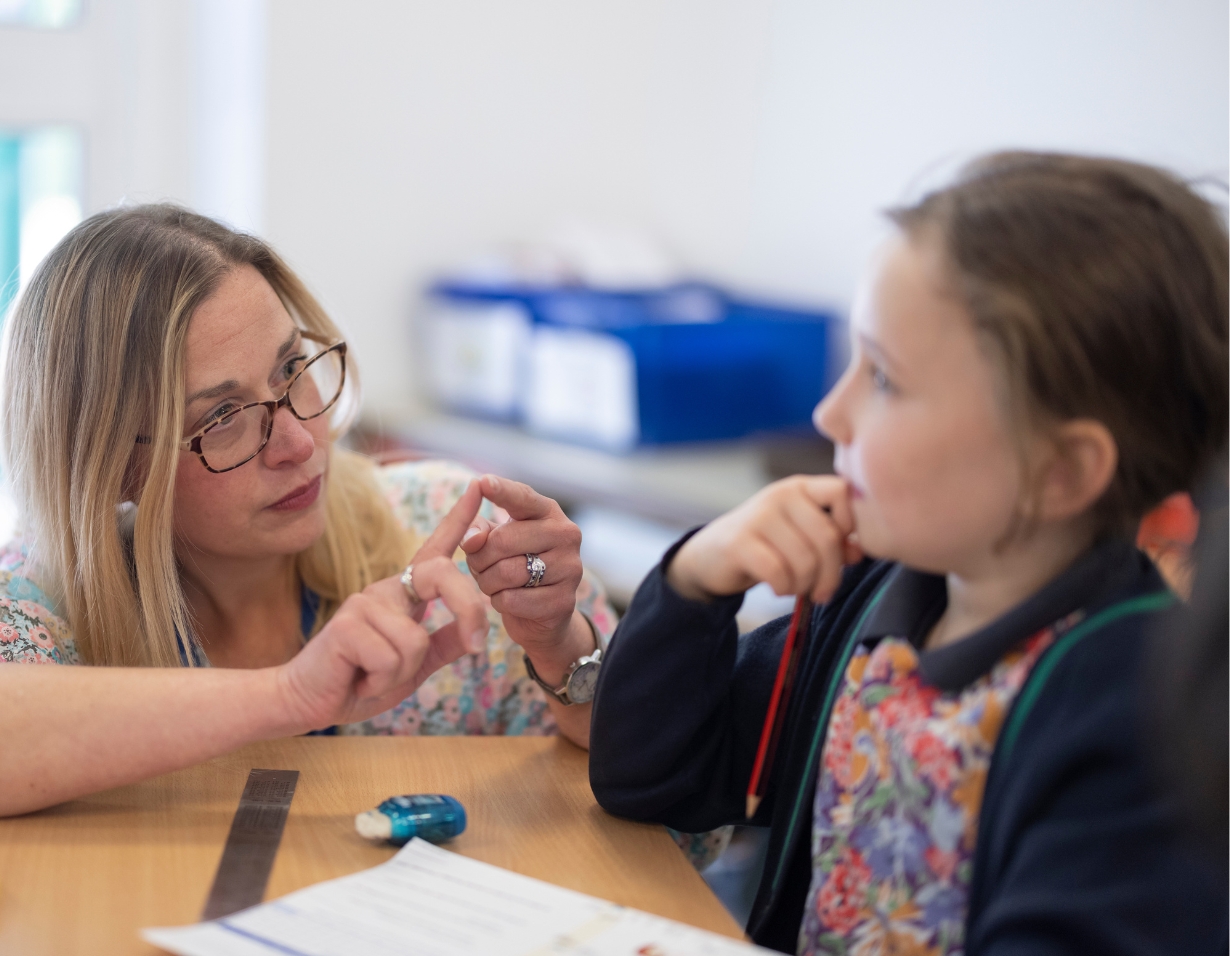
[400,564,423,604]
[524,553,547,588]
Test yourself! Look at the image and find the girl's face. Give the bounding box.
[172,265,331,564]
[815,232,1026,577]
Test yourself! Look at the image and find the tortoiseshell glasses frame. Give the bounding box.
[135,332,347,475]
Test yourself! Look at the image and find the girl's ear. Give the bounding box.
[1037,419,1119,523]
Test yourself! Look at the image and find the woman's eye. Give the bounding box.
[280,354,307,382]
[204,403,240,427]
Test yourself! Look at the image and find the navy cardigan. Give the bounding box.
[589,535,1227,954]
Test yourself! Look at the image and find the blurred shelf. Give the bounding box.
[367,412,831,527]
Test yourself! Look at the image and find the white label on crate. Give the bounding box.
[525,326,639,450]
[425,302,531,417]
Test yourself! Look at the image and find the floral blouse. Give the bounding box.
[0,459,727,869]
[798,617,1070,955]
[0,460,615,739]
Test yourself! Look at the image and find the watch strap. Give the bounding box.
[523,614,603,705]
[523,653,573,704]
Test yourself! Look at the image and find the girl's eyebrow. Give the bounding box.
[857,332,900,371]
[185,328,302,407]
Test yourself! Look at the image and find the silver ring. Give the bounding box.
[400,564,423,604]
[524,553,546,588]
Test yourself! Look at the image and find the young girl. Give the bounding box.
[589,152,1228,954]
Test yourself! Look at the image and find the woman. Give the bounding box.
[0,205,614,817]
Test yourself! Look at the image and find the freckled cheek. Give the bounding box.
[171,461,254,538]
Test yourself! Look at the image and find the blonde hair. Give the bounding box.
[0,205,411,666]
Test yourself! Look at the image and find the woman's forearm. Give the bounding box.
[547,697,592,750]
[0,665,300,817]
[533,611,596,750]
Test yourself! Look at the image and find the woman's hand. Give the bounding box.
[458,475,584,660]
[668,475,864,605]
[276,481,490,732]
[460,474,597,750]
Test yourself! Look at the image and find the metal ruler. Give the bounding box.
[201,768,299,920]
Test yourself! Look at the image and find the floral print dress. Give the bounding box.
[797,616,1076,956]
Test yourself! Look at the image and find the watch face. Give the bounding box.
[566,660,601,704]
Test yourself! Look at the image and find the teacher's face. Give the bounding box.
[171,265,331,564]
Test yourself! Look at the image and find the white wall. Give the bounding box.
[0,0,194,213]
[4,1,1226,426]
[263,0,1228,425]
[191,0,267,235]
[0,0,268,231]
[263,0,776,426]
[743,0,1230,304]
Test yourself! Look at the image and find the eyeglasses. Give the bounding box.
[136,333,347,474]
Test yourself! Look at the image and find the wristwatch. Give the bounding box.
[523,616,604,705]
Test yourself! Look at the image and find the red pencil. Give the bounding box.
[746,593,813,819]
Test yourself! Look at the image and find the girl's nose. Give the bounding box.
[814,367,854,446]
[262,405,316,466]
[812,401,829,437]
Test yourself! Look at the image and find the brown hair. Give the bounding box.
[889,151,1229,538]
[1,205,411,666]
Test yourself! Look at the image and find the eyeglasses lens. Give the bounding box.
[198,346,345,471]
[199,405,270,472]
[288,345,345,419]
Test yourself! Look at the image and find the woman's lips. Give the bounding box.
[269,474,322,512]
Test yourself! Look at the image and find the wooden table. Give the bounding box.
[0,737,743,954]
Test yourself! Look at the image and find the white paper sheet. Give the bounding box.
[143,838,770,956]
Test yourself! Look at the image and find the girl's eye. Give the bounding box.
[870,365,893,392]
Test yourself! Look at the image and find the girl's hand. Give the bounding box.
[275,482,490,731]
[458,474,584,659]
[667,475,864,605]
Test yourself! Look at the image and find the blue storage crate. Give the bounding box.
[423,280,839,449]
[420,281,541,421]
